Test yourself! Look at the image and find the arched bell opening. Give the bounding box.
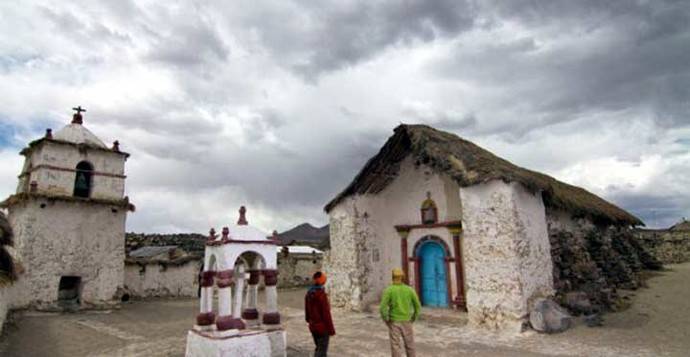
[73,161,93,198]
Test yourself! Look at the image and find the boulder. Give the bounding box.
[564,291,594,315]
[530,298,573,334]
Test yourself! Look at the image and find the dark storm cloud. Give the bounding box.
[234,0,478,79]
[431,0,690,136]
[1,0,688,232]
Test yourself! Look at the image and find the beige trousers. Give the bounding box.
[387,321,416,357]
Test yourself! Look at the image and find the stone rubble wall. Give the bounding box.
[460,180,554,331]
[8,199,126,310]
[634,229,690,264]
[547,209,661,315]
[124,260,201,298]
[125,233,207,255]
[277,252,322,288]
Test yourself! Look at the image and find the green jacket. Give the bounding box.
[379,283,422,322]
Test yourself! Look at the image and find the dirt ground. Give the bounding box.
[1,263,689,357]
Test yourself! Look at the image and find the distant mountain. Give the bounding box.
[276,223,330,249]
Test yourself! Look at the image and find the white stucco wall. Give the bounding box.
[327,156,463,310]
[124,260,201,298]
[8,199,126,309]
[460,180,553,330]
[19,142,126,200]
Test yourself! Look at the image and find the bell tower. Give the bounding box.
[1,107,134,310]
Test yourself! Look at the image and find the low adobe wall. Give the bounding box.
[124,259,202,298]
[277,252,323,288]
[634,229,690,264]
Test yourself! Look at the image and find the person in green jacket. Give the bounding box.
[379,268,421,357]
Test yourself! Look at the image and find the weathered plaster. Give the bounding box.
[277,252,322,288]
[326,156,463,310]
[18,141,126,200]
[124,260,202,298]
[460,180,553,331]
[8,199,126,309]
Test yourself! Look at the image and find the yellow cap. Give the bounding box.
[392,268,405,278]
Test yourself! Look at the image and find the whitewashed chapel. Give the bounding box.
[1,108,133,310]
[325,124,643,330]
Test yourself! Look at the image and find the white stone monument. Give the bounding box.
[185,206,286,357]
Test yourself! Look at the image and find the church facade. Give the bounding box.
[1,109,133,310]
[325,124,649,331]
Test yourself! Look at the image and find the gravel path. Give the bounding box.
[1,263,689,356]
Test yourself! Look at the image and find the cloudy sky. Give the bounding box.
[0,1,688,233]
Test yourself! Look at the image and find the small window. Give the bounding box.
[73,161,93,198]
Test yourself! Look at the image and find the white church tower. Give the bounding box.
[1,107,133,310]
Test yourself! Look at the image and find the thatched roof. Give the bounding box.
[325,124,643,226]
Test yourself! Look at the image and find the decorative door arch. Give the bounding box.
[414,236,451,307]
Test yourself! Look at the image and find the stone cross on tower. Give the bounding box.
[72,106,86,124]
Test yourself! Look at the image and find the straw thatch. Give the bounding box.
[325,124,643,226]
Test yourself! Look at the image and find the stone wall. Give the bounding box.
[124,259,201,298]
[8,199,126,310]
[125,233,207,255]
[634,229,690,264]
[547,209,661,315]
[277,252,322,288]
[460,180,554,331]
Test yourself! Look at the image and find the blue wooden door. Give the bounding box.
[419,241,448,307]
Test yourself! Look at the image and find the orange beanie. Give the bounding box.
[313,272,327,285]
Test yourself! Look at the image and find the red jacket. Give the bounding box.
[305,287,336,336]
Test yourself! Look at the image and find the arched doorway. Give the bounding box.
[416,238,449,307]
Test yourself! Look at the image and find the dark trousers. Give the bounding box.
[311,332,330,357]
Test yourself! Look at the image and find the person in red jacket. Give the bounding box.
[305,271,335,357]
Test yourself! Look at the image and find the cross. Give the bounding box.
[72,106,87,114]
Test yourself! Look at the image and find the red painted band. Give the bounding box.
[242,308,259,320]
[217,279,233,288]
[394,220,462,232]
[262,270,279,286]
[262,312,281,325]
[196,312,216,326]
[248,270,261,285]
[25,164,127,179]
[216,316,246,331]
